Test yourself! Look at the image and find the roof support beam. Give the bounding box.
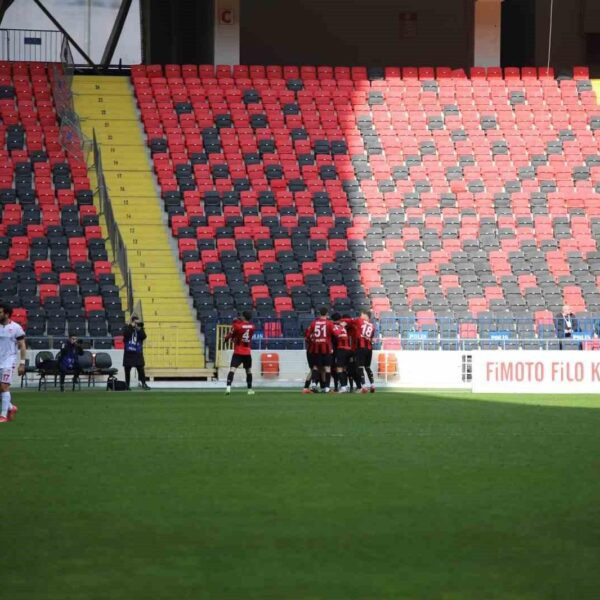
[32,0,95,66]
[0,1,15,26]
[101,0,133,68]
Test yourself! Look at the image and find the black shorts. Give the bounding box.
[306,350,315,369]
[230,353,252,370]
[356,349,373,368]
[311,353,332,368]
[334,349,352,369]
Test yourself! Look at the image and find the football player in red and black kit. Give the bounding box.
[341,313,361,391]
[224,310,255,395]
[302,323,316,394]
[304,306,335,392]
[331,313,352,393]
[349,309,376,393]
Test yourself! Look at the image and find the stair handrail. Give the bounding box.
[50,34,92,162]
[92,128,135,315]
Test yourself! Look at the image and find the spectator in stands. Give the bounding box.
[56,334,84,392]
[555,304,579,350]
[123,316,150,390]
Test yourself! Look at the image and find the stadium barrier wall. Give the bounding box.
[220,350,600,393]
[472,351,600,394]
[19,348,600,393]
[219,350,471,389]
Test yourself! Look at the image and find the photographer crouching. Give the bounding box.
[123,316,150,390]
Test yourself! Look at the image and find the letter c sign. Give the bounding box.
[220,9,233,25]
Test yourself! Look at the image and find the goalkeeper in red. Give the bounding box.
[225,310,255,395]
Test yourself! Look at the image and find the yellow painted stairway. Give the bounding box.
[72,76,206,374]
[593,80,600,105]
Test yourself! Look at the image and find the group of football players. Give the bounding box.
[303,307,375,394]
[224,307,376,394]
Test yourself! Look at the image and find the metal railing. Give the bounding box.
[205,315,600,334]
[132,299,144,321]
[215,323,231,367]
[92,129,134,315]
[49,32,92,162]
[213,335,599,363]
[59,32,75,86]
[207,315,600,362]
[144,330,181,370]
[0,28,64,62]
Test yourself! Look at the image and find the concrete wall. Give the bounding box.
[240,0,474,68]
[214,0,240,64]
[474,0,502,67]
[217,349,600,393]
[137,0,597,72]
[218,350,470,389]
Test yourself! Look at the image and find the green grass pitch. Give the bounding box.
[2,389,600,600]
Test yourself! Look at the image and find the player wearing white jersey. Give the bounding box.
[0,305,26,424]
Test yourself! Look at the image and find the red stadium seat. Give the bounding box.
[572,66,589,79]
[39,284,59,302]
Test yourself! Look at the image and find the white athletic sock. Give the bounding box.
[1,391,10,418]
